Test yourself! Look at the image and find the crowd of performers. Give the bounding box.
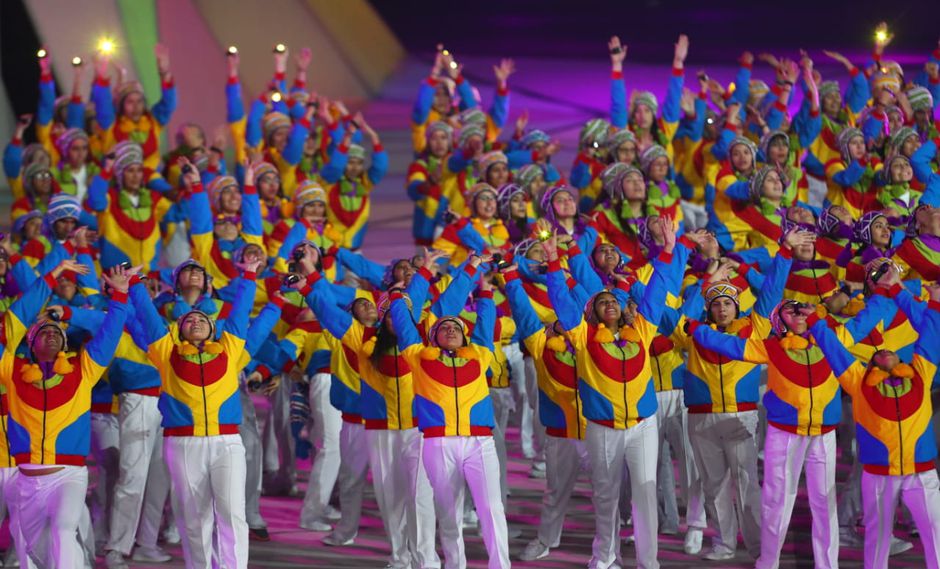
[2,23,940,569]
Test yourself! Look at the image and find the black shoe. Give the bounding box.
[249,527,271,541]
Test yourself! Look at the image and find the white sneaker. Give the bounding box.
[463,509,479,528]
[323,505,342,521]
[889,536,913,556]
[702,547,735,561]
[528,467,546,479]
[132,545,172,563]
[2,548,19,568]
[300,520,333,532]
[105,550,129,569]
[839,527,864,548]
[323,532,355,546]
[532,461,546,471]
[162,524,181,545]
[519,538,550,561]
[683,528,703,555]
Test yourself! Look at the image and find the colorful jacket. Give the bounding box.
[390,289,496,438]
[134,275,255,436]
[91,77,177,169]
[320,143,389,250]
[814,289,939,475]
[548,243,686,429]
[3,291,127,466]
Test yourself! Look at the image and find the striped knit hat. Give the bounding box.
[112,141,144,187]
[907,86,933,112]
[630,91,658,117]
[207,176,239,212]
[579,119,610,146]
[639,144,668,175]
[262,112,291,143]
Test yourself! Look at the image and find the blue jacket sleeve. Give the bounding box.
[220,276,255,339]
[245,99,265,148]
[391,295,422,351]
[432,265,477,317]
[692,322,751,360]
[411,80,435,126]
[489,90,509,129]
[447,151,472,174]
[368,149,389,186]
[185,185,213,235]
[282,121,309,166]
[3,141,22,179]
[404,269,431,322]
[471,295,495,350]
[226,80,244,123]
[151,84,177,126]
[335,249,384,289]
[456,77,479,111]
[754,250,792,318]
[662,72,684,125]
[75,250,100,293]
[911,140,937,186]
[66,100,85,129]
[36,77,56,127]
[455,222,489,254]
[710,127,736,162]
[305,279,353,339]
[84,298,129,368]
[87,174,110,212]
[638,246,688,327]
[319,144,348,184]
[66,306,106,335]
[130,282,168,346]
[833,160,865,187]
[729,64,751,107]
[845,71,870,115]
[241,187,262,240]
[546,264,582,332]
[6,270,54,331]
[610,74,627,129]
[91,81,116,131]
[810,317,857,378]
[505,278,542,339]
[566,246,604,297]
[724,180,751,202]
[506,150,534,170]
[796,110,822,150]
[244,302,281,357]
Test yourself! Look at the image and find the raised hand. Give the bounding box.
[154,43,171,77]
[102,264,139,293]
[493,58,516,88]
[783,226,816,250]
[673,34,689,69]
[52,259,91,279]
[514,109,529,136]
[177,156,201,187]
[758,53,781,70]
[295,47,312,72]
[679,88,696,116]
[608,36,626,70]
[660,215,677,253]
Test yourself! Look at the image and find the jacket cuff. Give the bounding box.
[242,271,257,281]
[657,250,674,264]
[928,300,940,312]
[43,273,58,289]
[110,290,129,303]
[270,294,286,309]
[243,184,257,195]
[805,312,822,328]
[503,269,520,282]
[778,245,793,259]
[678,235,696,251]
[61,306,74,321]
[672,67,684,77]
[190,182,204,194]
[373,143,384,153]
[611,70,623,80]
[463,263,478,277]
[547,258,563,273]
[477,289,494,300]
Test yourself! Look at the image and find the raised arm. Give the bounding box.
[809,314,864,395]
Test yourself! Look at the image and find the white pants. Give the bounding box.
[687,411,761,556]
[586,419,659,569]
[538,436,590,547]
[262,374,295,494]
[164,435,248,569]
[239,385,265,529]
[1,468,33,568]
[422,436,509,569]
[517,355,544,459]
[806,173,828,209]
[490,386,514,506]
[862,469,940,568]
[89,412,119,549]
[679,200,708,231]
[332,421,370,541]
[370,429,440,569]
[655,390,705,532]
[106,393,169,554]
[300,373,343,526]
[756,425,837,569]
[16,466,90,569]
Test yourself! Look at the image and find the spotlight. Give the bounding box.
[37,49,47,59]
[71,56,83,67]
[227,46,238,55]
[98,37,115,55]
[274,43,286,54]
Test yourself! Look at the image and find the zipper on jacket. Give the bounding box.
[0,396,9,465]
[199,353,209,436]
[41,382,47,464]
[892,384,904,475]
[451,356,460,435]
[804,347,813,435]
[394,346,402,430]
[573,359,582,440]
[618,345,628,426]
[654,354,663,392]
[717,355,727,413]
